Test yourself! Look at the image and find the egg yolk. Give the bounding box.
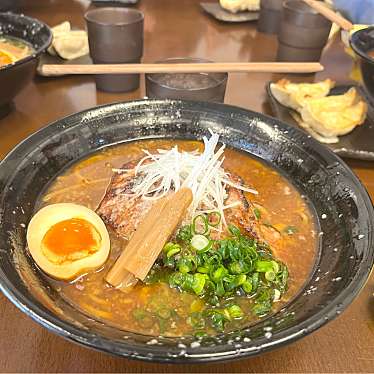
[42,218,101,263]
[0,50,13,66]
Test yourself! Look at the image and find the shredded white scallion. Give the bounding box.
[114,131,258,229]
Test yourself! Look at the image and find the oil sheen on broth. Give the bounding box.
[40,140,317,337]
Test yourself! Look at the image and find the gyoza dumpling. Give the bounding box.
[270,79,335,110]
[300,88,367,138]
[48,22,89,60]
[52,30,89,60]
[219,0,260,13]
[48,21,71,56]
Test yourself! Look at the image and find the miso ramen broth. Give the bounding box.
[38,139,317,337]
[0,36,34,67]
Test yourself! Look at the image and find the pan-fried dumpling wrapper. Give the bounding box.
[52,30,89,60]
[289,110,339,144]
[48,21,71,56]
[300,88,367,138]
[270,79,335,110]
[47,22,89,60]
[219,0,260,13]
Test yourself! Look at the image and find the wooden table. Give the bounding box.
[0,0,373,372]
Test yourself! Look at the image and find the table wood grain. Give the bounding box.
[0,0,373,372]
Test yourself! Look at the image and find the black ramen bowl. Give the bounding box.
[0,99,373,363]
[350,26,374,103]
[0,12,52,117]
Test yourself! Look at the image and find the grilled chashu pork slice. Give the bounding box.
[97,160,261,241]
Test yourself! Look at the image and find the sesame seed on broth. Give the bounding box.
[39,139,317,337]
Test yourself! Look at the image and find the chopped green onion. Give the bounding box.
[208,211,221,227]
[192,273,206,295]
[265,270,276,281]
[228,261,242,274]
[271,260,280,273]
[163,256,175,268]
[156,224,289,333]
[181,273,195,290]
[197,266,209,274]
[215,279,225,297]
[242,280,253,293]
[178,257,194,273]
[252,301,272,316]
[208,310,227,331]
[192,214,209,235]
[236,274,247,286]
[194,331,207,338]
[163,242,175,253]
[167,247,180,257]
[252,272,259,291]
[191,234,211,252]
[223,308,231,321]
[208,294,219,306]
[254,207,261,220]
[169,272,185,287]
[255,260,274,273]
[225,274,246,290]
[227,304,244,319]
[228,260,251,274]
[176,225,193,243]
[228,224,241,237]
[188,312,205,329]
[164,243,181,258]
[211,265,228,282]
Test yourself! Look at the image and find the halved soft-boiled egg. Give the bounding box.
[26,203,110,280]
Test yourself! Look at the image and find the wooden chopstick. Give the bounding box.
[38,62,324,76]
[302,0,353,31]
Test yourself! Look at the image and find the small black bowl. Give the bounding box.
[0,12,52,117]
[0,99,373,363]
[350,26,374,102]
[145,57,228,103]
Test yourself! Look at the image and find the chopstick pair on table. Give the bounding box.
[302,0,353,31]
[38,0,354,77]
[38,62,324,76]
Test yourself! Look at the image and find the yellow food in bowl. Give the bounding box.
[300,88,367,138]
[0,49,15,66]
[27,203,110,280]
[270,79,335,110]
[219,0,260,13]
[270,80,368,143]
[0,37,32,67]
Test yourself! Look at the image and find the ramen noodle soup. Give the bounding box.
[0,36,34,67]
[27,136,317,337]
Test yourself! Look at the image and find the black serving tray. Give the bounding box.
[267,83,374,161]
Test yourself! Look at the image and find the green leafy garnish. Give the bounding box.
[149,221,289,332]
[192,214,209,235]
[208,211,222,227]
[176,224,193,243]
[227,304,244,319]
[254,207,261,220]
[191,234,211,252]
